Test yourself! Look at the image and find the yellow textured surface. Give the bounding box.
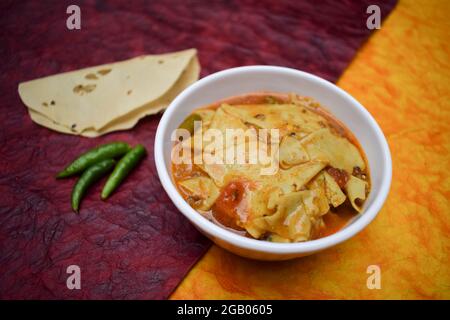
[171,0,450,299]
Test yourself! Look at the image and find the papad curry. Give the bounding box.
[171,93,370,243]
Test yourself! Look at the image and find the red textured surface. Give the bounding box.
[0,0,396,299]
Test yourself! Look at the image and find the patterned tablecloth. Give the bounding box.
[4,0,447,300]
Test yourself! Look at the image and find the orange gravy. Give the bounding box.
[171,93,369,241]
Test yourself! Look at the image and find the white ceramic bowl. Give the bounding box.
[155,66,392,260]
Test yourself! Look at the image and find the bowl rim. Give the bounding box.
[155,65,392,254]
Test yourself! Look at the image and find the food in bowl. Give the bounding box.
[171,92,370,243]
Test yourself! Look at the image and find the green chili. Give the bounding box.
[71,159,116,212]
[178,113,202,135]
[101,144,147,199]
[57,142,130,178]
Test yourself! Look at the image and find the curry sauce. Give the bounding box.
[172,92,370,243]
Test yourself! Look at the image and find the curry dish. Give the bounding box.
[172,93,370,243]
